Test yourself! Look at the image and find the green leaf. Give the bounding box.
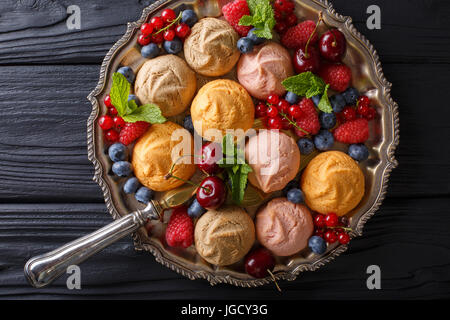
[232,164,240,174]
[237,0,275,40]
[318,84,333,113]
[282,72,327,98]
[110,73,130,117]
[239,15,254,26]
[122,103,166,123]
[222,134,235,156]
[241,163,253,174]
[127,99,139,114]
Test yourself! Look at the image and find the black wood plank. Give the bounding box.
[0,0,450,65]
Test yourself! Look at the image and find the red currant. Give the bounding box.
[338,216,349,227]
[175,23,191,39]
[324,230,338,244]
[105,129,119,143]
[277,99,290,113]
[267,94,280,105]
[314,214,326,228]
[267,117,283,130]
[357,104,370,117]
[358,95,370,108]
[163,29,176,41]
[281,117,293,130]
[342,106,357,122]
[288,105,303,120]
[113,116,125,130]
[140,23,154,36]
[138,34,151,46]
[104,95,112,107]
[338,232,350,245]
[150,16,164,30]
[325,213,339,227]
[161,9,176,23]
[108,107,118,116]
[286,13,298,26]
[266,105,279,118]
[275,21,288,34]
[255,103,267,118]
[314,229,324,238]
[98,115,113,130]
[151,32,164,44]
[365,107,377,120]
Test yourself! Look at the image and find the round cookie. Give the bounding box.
[245,130,300,193]
[132,121,196,192]
[190,79,254,140]
[195,206,255,266]
[134,55,196,117]
[237,41,294,100]
[256,198,314,256]
[301,151,365,216]
[184,17,240,77]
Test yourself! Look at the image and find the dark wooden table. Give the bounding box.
[1,0,449,300]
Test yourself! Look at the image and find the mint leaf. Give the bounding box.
[122,103,166,123]
[238,0,275,39]
[110,73,130,117]
[239,15,254,26]
[318,84,333,113]
[282,72,327,98]
[127,99,139,114]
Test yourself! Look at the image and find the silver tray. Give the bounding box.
[87,0,399,287]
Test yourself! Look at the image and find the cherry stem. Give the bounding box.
[165,154,211,193]
[144,11,182,39]
[267,269,282,292]
[329,226,352,232]
[304,11,323,58]
[320,13,338,46]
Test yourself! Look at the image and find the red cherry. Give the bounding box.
[197,142,222,175]
[105,129,119,143]
[342,106,357,122]
[319,29,346,62]
[196,176,226,210]
[140,23,154,36]
[151,32,164,44]
[255,103,267,118]
[324,230,338,244]
[104,95,112,107]
[113,116,125,130]
[293,46,320,74]
[267,117,283,130]
[281,117,293,130]
[288,104,303,120]
[275,21,288,34]
[277,99,290,113]
[357,104,370,117]
[266,105,279,118]
[245,248,276,278]
[314,214,326,228]
[365,107,377,120]
[161,9,176,23]
[338,232,350,245]
[325,213,339,227]
[285,13,298,27]
[163,29,176,41]
[175,23,191,39]
[138,34,151,46]
[98,115,113,130]
[108,107,118,116]
[267,94,280,105]
[150,16,164,30]
[358,95,370,108]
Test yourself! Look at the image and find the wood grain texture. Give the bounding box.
[0,0,449,299]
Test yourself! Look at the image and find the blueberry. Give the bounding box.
[330,94,346,113]
[348,144,369,161]
[314,130,334,151]
[287,188,304,204]
[297,138,315,155]
[342,87,359,105]
[141,43,160,59]
[123,177,140,194]
[308,236,327,254]
[311,95,321,107]
[117,66,135,83]
[237,37,254,54]
[285,91,299,105]
[108,143,128,162]
[183,115,194,134]
[163,38,183,54]
[187,198,206,218]
[247,28,265,45]
[319,112,337,129]
[112,161,132,177]
[282,180,298,196]
[128,94,140,105]
[181,9,198,27]
[135,187,154,204]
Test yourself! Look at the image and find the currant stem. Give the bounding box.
[279,111,310,135]
[267,269,282,292]
[144,11,182,39]
[329,226,352,232]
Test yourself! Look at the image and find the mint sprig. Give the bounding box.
[238,0,276,39]
[108,72,166,123]
[282,72,333,113]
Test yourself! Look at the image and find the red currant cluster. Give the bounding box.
[255,94,307,135]
[138,9,190,46]
[337,95,377,124]
[99,95,124,143]
[273,0,297,34]
[313,212,351,245]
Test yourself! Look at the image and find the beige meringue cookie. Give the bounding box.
[184,17,240,77]
[237,41,294,100]
[134,55,196,117]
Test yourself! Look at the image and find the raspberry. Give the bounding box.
[222,0,251,37]
[281,20,318,49]
[165,206,194,248]
[119,121,149,146]
[319,63,352,92]
[333,118,369,144]
[295,98,320,137]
